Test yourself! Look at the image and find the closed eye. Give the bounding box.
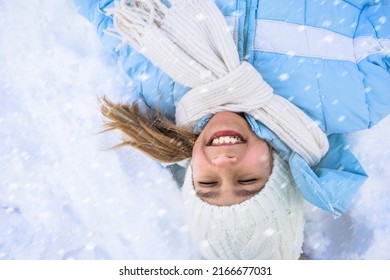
[198,181,218,187]
[238,179,258,185]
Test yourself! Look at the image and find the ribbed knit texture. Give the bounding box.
[181,152,305,260]
[107,0,329,165]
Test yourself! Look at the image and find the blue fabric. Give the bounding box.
[73,0,388,216]
[289,138,367,217]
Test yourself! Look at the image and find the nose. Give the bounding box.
[212,155,237,167]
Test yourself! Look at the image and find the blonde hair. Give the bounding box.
[99,97,197,163]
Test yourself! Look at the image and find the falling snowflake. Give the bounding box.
[196,13,206,21]
[338,115,346,122]
[323,35,334,43]
[278,73,290,81]
[322,20,332,28]
[333,0,341,6]
[263,228,276,237]
[157,208,167,216]
[378,16,387,25]
[85,243,96,251]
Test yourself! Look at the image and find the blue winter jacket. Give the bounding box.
[73,0,390,216]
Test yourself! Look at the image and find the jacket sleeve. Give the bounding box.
[72,0,189,120]
[354,3,390,127]
[73,0,120,57]
[289,134,368,217]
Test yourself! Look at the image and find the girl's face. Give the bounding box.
[192,112,273,206]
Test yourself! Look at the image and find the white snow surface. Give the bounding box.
[0,0,389,260]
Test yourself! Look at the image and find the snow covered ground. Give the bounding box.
[0,0,389,260]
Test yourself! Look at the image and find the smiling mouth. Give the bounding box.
[207,130,246,146]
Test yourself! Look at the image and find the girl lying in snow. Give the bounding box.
[73,0,390,259]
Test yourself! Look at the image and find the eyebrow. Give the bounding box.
[196,188,262,199]
[235,189,262,197]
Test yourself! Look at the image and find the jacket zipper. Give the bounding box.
[242,0,251,61]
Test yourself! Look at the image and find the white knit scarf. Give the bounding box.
[107,0,329,165]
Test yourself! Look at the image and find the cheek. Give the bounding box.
[258,152,271,163]
[253,154,272,173]
[249,143,273,173]
[191,142,202,167]
[191,143,206,180]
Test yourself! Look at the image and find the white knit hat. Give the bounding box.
[182,152,305,260]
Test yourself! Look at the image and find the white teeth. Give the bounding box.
[211,136,243,146]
